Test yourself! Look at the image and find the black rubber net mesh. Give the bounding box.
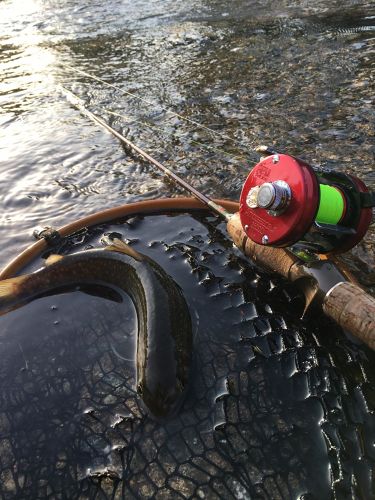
[0,213,374,499]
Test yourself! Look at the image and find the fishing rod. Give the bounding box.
[60,64,258,156]
[60,86,375,350]
[61,86,374,254]
[60,86,231,222]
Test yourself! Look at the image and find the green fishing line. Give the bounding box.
[316,184,345,224]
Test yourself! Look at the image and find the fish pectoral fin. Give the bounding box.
[104,239,144,262]
[45,254,64,266]
[0,275,27,297]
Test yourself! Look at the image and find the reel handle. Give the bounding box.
[323,282,375,351]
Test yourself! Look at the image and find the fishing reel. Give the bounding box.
[239,153,374,256]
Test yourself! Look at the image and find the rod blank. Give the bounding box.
[60,86,231,221]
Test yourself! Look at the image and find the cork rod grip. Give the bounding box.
[323,282,375,351]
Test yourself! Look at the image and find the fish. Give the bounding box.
[0,239,192,418]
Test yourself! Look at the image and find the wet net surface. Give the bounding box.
[0,213,374,499]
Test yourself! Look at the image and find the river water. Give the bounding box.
[0,0,374,284]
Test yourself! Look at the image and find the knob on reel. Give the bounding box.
[239,153,374,254]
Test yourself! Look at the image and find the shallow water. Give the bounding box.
[0,0,374,283]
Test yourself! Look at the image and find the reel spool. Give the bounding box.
[239,153,374,255]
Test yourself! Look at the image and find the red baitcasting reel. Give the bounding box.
[239,153,374,255]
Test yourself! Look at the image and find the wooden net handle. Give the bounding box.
[323,282,375,350]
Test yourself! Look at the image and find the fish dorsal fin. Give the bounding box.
[104,239,144,262]
[0,275,27,298]
[45,254,64,266]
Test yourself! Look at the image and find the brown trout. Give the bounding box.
[0,241,192,418]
